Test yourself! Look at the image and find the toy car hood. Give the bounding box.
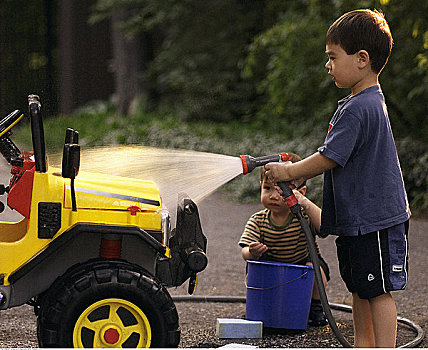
[64,170,162,211]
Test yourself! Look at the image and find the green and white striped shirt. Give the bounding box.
[239,209,320,264]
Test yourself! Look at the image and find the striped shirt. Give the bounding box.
[239,209,320,264]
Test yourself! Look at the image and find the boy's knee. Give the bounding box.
[305,261,328,285]
[368,292,393,303]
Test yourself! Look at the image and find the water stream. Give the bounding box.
[51,145,244,216]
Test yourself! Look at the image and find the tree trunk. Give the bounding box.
[58,0,114,114]
[111,9,150,116]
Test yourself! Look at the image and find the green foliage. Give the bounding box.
[378,0,428,141]
[149,1,265,122]
[0,0,57,117]
[242,6,342,132]
[91,0,427,140]
[243,0,427,140]
[92,0,265,122]
[396,139,428,213]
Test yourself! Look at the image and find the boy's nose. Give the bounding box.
[270,191,280,199]
[325,60,330,69]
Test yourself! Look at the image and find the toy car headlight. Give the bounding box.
[161,211,171,246]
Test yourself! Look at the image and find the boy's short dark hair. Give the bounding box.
[326,9,393,74]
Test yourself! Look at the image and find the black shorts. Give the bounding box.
[336,221,409,299]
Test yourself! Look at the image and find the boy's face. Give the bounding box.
[261,179,289,215]
[325,43,364,92]
[260,178,306,216]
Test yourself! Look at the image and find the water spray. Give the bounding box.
[239,152,352,348]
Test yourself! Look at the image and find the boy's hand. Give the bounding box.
[292,189,309,210]
[264,161,294,183]
[249,242,268,259]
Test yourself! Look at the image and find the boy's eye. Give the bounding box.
[263,185,271,190]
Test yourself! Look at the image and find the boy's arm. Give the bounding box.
[241,246,254,261]
[265,152,337,182]
[293,190,321,233]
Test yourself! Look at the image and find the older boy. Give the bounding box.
[265,9,410,347]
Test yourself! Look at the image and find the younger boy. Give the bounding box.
[265,9,410,347]
[239,153,330,327]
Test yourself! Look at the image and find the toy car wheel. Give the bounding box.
[73,297,151,347]
[36,259,180,348]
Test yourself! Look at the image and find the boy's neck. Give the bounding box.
[351,73,379,96]
[270,211,292,227]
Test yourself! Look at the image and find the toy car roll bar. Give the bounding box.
[28,94,47,173]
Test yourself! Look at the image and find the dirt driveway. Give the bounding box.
[0,158,426,347]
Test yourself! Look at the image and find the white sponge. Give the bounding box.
[216,318,263,339]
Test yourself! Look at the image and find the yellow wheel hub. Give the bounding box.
[73,298,151,348]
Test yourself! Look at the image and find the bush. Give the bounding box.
[396,139,428,213]
[243,9,342,130]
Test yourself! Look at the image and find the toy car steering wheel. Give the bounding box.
[0,110,24,164]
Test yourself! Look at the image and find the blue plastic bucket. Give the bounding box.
[246,260,314,329]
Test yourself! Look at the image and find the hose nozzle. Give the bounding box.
[240,152,289,175]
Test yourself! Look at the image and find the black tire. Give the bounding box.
[37,259,180,348]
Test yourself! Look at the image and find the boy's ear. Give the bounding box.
[357,50,370,69]
[298,185,307,196]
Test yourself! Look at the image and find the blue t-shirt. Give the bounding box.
[318,85,410,236]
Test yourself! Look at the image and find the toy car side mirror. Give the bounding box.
[62,144,80,179]
[62,128,80,179]
[62,128,80,212]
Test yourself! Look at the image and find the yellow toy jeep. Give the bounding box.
[0,95,208,348]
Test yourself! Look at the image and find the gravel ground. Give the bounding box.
[0,157,426,347]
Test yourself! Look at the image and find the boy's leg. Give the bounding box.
[306,261,328,299]
[353,292,397,348]
[336,221,408,346]
[369,292,397,348]
[306,258,330,326]
[352,293,375,348]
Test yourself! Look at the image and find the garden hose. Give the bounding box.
[275,181,353,347]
